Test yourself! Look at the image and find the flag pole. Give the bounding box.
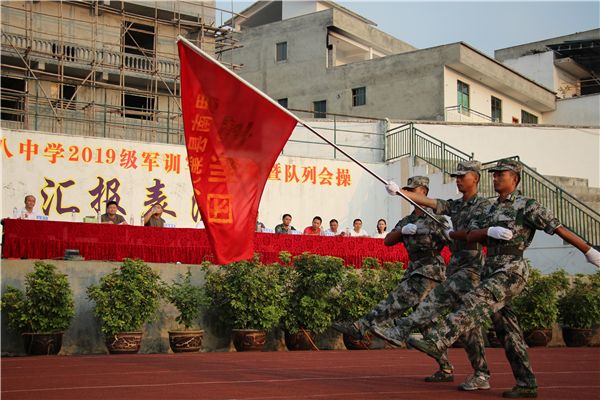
[177,36,446,227]
[298,123,445,227]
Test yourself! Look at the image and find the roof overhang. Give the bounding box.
[446,43,556,112]
[554,57,592,78]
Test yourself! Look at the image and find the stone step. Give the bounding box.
[566,187,600,201]
[545,175,589,189]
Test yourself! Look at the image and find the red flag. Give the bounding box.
[177,38,297,265]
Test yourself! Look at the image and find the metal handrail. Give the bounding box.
[385,122,473,179]
[384,125,599,245]
[480,156,599,246]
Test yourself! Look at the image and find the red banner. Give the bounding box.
[178,39,297,264]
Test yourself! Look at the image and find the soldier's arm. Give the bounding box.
[466,228,488,243]
[525,200,598,266]
[448,230,468,241]
[384,230,403,246]
[554,226,591,253]
[398,189,437,209]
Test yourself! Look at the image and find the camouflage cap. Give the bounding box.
[488,159,522,175]
[403,176,429,190]
[450,160,482,176]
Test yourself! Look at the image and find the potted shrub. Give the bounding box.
[512,268,569,346]
[166,268,209,353]
[336,258,405,349]
[86,259,165,354]
[202,255,287,352]
[282,253,345,350]
[1,261,75,355]
[558,271,600,347]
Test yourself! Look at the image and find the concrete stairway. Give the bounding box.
[544,175,600,212]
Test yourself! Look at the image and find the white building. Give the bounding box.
[225,0,556,124]
[496,29,600,126]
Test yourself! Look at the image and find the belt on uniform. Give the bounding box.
[486,246,524,257]
[410,250,441,260]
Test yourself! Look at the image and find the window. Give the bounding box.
[491,96,502,123]
[53,84,77,110]
[277,98,288,108]
[352,87,366,107]
[313,100,326,118]
[521,110,538,124]
[123,22,155,69]
[0,76,25,122]
[457,80,470,113]
[276,42,287,62]
[123,93,156,120]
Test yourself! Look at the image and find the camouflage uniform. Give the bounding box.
[395,194,491,376]
[422,182,561,389]
[392,161,491,377]
[359,208,448,329]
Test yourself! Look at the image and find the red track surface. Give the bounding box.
[2,348,599,400]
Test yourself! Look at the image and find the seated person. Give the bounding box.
[101,200,127,224]
[17,195,41,220]
[275,213,295,234]
[372,218,387,239]
[324,218,344,236]
[348,218,369,237]
[144,203,165,227]
[256,211,266,232]
[303,216,323,235]
[100,200,127,225]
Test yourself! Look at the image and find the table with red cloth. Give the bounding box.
[1,219,452,267]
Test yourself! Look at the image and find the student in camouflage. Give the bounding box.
[380,161,491,390]
[407,159,600,399]
[333,176,448,375]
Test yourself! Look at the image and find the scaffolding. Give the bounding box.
[0,0,239,144]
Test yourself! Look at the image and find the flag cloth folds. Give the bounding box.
[177,38,297,265]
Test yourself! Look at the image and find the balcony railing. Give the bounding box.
[2,32,179,76]
[444,105,495,123]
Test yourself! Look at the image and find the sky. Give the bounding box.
[214,1,599,57]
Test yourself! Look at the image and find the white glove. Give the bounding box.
[444,228,454,242]
[386,181,400,196]
[487,226,513,241]
[585,248,600,267]
[401,224,417,235]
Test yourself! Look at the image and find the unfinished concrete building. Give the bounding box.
[1,1,237,144]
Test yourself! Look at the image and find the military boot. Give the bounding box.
[424,369,454,382]
[371,325,405,347]
[502,385,537,398]
[407,337,444,362]
[331,321,365,340]
[458,373,491,391]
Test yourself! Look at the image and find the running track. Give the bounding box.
[2,348,599,399]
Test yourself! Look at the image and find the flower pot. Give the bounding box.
[285,330,317,351]
[22,332,63,355]
[343,332,373,350]
[105,331,143,354]
[232,329,267,352]
[524,329,552,347]
[168,330,204,353]
[562,327,593,347]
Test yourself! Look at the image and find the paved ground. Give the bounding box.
[2,347,599,399]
